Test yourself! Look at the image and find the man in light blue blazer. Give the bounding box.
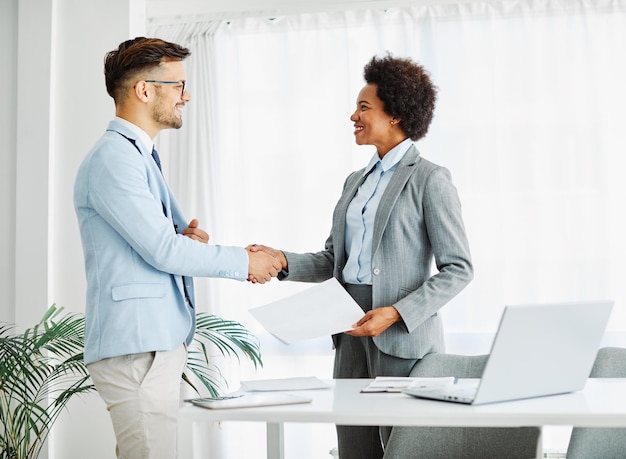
[251,54,473,459]
[74,37,281,459]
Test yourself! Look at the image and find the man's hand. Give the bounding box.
[247,244,287,269]
[246,244,287,283]
[247,247,282,284]
[346,306,401,337]
[182,218,209,244]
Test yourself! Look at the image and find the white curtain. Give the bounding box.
[151,1,626,456]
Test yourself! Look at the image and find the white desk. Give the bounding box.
[178,378,626,458]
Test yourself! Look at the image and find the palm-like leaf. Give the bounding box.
[184,312,262,397]
[0,305,94,459]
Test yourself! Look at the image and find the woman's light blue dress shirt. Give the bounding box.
[342,137,414,284]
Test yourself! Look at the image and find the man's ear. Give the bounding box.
[133,80,150,102]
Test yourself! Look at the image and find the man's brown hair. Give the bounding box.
[104,37,191,102]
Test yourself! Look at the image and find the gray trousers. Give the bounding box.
[334,284,418,459]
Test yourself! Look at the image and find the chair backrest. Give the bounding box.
[382,353,540,459]
[588,346,626,377]
[410,352,489,378]
[566,347,626,459]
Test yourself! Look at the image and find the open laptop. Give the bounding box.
[404,300,613,405]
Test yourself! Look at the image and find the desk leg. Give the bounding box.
[266,422,285,459]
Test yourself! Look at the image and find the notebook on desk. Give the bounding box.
[188,393,312,410]
[404,300,613,405]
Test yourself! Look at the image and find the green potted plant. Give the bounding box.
[0,304,262,459]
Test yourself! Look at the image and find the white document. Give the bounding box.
[361,376,456,393]
[249,278,364,344]
[240,376,330,392]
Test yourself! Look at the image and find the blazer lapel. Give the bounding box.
[107,122,172,220]
[333,169,370,269]
[371,146,420,255]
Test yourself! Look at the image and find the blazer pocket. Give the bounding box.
[111,283,166,301]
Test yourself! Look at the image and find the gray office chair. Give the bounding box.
[382,353,541,459]
[565,347,626,459]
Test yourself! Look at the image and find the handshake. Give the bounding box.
[181,220,286,284]
[246,244,287,284]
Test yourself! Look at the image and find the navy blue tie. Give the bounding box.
[151,148,167,215]
[151,147,163,173]
[152,146,193,308]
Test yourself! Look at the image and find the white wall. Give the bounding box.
[0,0,18,325]
[14,0,56,332]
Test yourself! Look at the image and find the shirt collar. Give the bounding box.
[362,137,414,176]
[115,116,154,154]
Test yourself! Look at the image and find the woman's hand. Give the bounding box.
[345,306,401,337]
[246,244,287,282]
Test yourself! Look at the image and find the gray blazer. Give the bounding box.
[283,145,473,359]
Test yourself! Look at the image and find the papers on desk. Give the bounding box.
[188,393,312,410]
[361,376,456,393]
[241,376,330,392]
[187,377,327,410]
[249,278,364,344]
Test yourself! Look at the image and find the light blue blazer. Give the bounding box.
[74,119,248,364]
[283,145,473,359]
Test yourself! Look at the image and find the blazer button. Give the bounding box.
[372,267,381,276]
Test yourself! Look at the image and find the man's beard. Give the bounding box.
[153,102,183,129]
[153,88,183,129]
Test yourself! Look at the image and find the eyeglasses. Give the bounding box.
[144,79,186,97]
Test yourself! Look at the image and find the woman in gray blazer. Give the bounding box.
[251,54,473,459]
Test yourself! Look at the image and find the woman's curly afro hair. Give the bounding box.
[363,53,437,141]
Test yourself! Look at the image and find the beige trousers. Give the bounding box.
[88,344,187,459]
